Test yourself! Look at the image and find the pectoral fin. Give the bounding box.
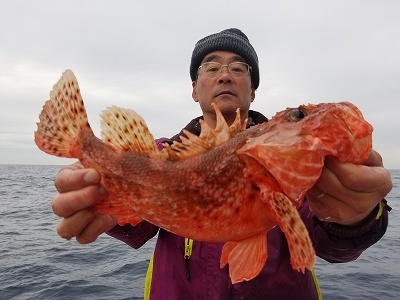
[269,192,315,272]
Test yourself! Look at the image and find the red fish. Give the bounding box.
[35,70,373,283]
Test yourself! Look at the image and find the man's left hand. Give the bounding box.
[306,150,392,226]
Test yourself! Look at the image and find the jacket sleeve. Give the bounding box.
[106,221,159,249]
[300,199,389,263]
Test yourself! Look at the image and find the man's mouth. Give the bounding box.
[215,90,235,97]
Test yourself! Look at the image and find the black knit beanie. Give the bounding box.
[190,28,259,89]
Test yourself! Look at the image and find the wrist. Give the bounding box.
[335,199,391,227]
[324,199,392,229]
[343,199,390,227]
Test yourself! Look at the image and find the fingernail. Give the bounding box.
[97,185,108,196]
[83,169,100,184]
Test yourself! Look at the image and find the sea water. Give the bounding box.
[0,165,399,299]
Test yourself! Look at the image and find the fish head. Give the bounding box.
[266,101,373,163]
[239,101,373,202]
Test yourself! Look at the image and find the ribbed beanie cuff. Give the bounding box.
[190,28,259,89]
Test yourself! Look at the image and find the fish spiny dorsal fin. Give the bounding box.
[204,102,231,144]
[211,102,245,139]
[163,103,246,160]
[100,106,158,154]
[198,103,244,146]
[161,129,209,160]
[34,69,91,158]
[230,110,248,137]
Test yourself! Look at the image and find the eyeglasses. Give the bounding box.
[198,62,252,78]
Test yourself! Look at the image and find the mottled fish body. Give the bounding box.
[35,70,372,283]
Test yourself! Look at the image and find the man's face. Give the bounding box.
[192,51,255,120]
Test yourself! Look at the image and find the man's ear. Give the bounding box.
[192,81,199,103]
[250,86,256,103]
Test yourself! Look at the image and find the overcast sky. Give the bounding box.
[1,1,399,168]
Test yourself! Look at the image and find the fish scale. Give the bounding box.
[35,69,373,284]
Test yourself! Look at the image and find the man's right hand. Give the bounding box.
[52,162,117,244]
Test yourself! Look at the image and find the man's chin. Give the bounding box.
[213,100,241,115]
[213,95,238,106]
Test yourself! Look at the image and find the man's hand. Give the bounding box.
[52,162,117,243]
[306,150,392,226]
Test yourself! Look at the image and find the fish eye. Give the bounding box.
[290,109,306,121]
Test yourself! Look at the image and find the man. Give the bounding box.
[52,28,392,299]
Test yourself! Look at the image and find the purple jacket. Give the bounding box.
[107,111,388,299]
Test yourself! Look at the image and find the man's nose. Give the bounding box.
[217,67,232,83]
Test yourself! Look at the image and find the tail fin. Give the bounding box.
[34,70,91,158]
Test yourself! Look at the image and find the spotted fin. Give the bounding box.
[220,232,267,284]
[100,107,158,154]
[164,102,246,160]
[269,192,315,272]
[34,69,92,158]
